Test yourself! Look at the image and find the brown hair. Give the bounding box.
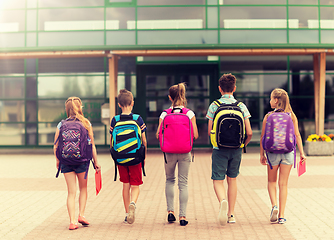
[219,73,236,93]
[65,97,91,135]
[271,88,293,113]
[169,83,187,107]
[118,89,133,107]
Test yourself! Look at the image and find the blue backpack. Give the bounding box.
[110,114,146,181]
[55,118,92,179]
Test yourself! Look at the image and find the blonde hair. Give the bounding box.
[118,89,133,107]
[65,97,92,135]
[271,88,293,113]
[169,83,187,107]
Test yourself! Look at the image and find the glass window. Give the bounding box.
[320,7,334,29]
[289,0,318,4]
[27,10,37,31]
[39,9,104,31]
[179,75,210,97]
[38,123,58,145]
[26,77,37,98]
[38,32,104,47]
[0,33,25,48]
[289,7,318,28]
[138,30,218,45]
[0,123,24,146]
[137,0,205,5]
[233,73,288,96]
[289,55,314,71]
[0,101,25,122]
[0,78,24,98]
[26,59,37,75]
[0,0,25,9]
[39,58,105,73]
[38,76,105,98]
[320,30,334,43]
[0,59,24,74]
[106,8,135,29]
[207,7,218,28]
[220,7,287,29]
[26,123,37,145]
[221,0,285,4]
[26,33,37,47]
[106,31,136,45]
[136,7,205,29]
[220,56,288,71]
[38,0,104,7]
[289,30,319,43]
[220,30,287,44]
[26,100,37,122]
[208,0,218,5]
[27,0,37,8]
[320,0,334,4]
[326,56,334,70]
[0,10,25,32]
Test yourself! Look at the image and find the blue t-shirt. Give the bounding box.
[109,113,146,134]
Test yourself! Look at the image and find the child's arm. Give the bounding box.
[244,118,253,146]
[88,126,101,172]
[191,116,199,140]
[260,115,268,165]
[207,119,213,136]
[156,118,163,139]
[291,113,306,163]
[54,128,60,169]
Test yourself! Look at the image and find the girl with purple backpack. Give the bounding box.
[260,88,306,224]
[54,97,101,230]
[156,83,199,226]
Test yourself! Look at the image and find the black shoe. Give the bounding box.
[180,219,188,226]
[168,213,176,222]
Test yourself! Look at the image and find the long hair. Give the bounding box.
[65,97,91,134]
[271,88,293,113]
[169,83,187,107]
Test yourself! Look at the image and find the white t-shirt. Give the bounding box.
[159,106,195,120]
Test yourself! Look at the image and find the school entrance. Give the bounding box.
[135,64,219,148]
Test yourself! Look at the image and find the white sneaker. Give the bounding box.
[127,202,136,224]
[218,200,228,225]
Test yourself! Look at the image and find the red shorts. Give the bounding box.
[117,163,143,186]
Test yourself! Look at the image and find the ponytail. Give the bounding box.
[169,83,187,107]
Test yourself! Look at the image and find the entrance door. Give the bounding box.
[136,64,219,148]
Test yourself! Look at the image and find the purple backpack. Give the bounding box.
[55,119,92,178]
[262,110,296,168]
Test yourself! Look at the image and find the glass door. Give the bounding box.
[136,64,219,148]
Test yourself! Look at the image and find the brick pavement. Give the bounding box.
[0,148,333,240]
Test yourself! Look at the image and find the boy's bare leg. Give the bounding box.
[226,177,237,216]
[213,180,226,202]
[122,183,131,213]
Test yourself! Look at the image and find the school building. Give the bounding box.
[1,0,334,149]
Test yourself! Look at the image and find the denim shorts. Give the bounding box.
[60,162,89,174]
[211,148,242,180]
[267,151,294,166]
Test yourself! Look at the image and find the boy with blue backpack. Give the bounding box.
[206,74,253,225]
[109,89,147,224]
[260,88,306,224]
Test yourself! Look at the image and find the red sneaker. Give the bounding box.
[69,223,78,230]
[78,216,90,226]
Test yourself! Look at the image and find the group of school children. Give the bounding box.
[54,73,306,230]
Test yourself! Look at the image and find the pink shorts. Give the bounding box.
[117,163,143,186]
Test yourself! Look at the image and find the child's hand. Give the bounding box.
[95,162,101,172]
[260,155,267,165]
[300,154,306,164]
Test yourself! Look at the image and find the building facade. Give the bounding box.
[1,0,334,148]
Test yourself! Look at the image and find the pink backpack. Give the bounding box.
[159,107,194,154]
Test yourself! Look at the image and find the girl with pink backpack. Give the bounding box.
[260,88,306,224]
[156,83,199,226]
